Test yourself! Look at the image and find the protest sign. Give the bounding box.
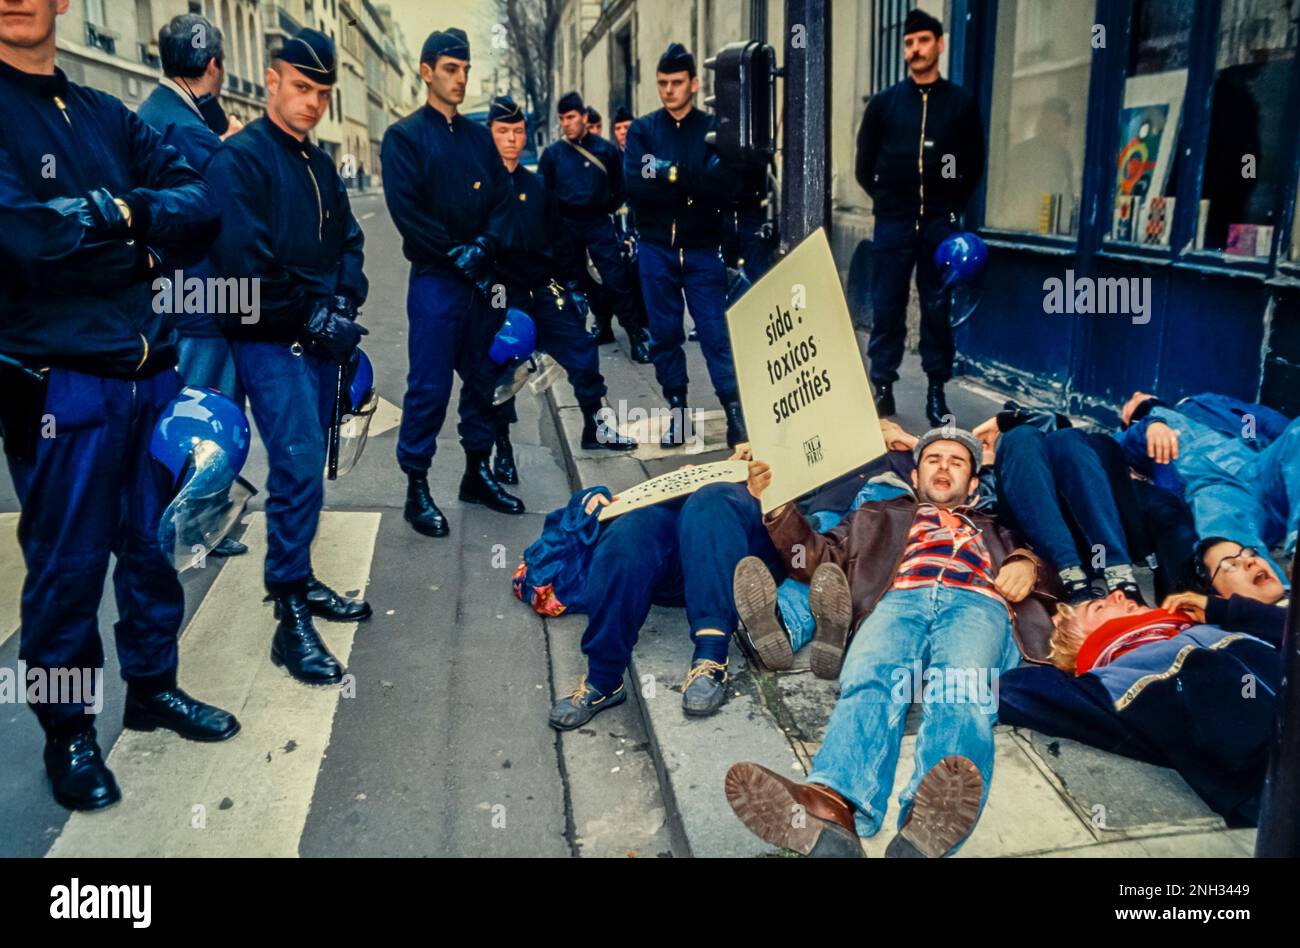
[597,461,749,522]
[726,229,885,513]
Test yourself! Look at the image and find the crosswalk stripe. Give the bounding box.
[47,511,381,857]
[0,513,21,651]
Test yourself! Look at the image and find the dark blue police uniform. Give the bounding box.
[0,58,223,754]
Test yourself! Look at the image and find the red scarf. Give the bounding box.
[1076,609,1195,675]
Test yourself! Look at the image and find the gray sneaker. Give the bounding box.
[548,679,626,731]
[681,659,729,717]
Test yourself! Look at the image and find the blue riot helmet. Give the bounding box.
[152,386,258,573]
[934,232,989,329]
[332,348,378,478]
[489,307,537,365]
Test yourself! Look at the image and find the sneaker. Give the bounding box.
[681,658,728,717]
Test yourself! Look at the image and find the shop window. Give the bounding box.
[985,0,1093,236]
[1107,0,1195,247]
[1198,0,1299,260]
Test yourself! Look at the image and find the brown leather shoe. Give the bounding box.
[724,761,863,857]
[886,755,984,858]
[809,562,853,680]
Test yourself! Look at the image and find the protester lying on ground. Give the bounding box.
[547,444,785,728]
[1160,535,1290,630]
[998,576,1287,826]
[1119,391,1297,588]
[724,429,1058,858]
[972,401,1197,604]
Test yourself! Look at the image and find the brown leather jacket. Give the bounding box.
[764,496,1059,663]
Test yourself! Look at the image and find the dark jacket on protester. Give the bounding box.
[764,495,1058,662]
[855,75,985,220]
[0,60,216,378]
[381,105,512,279]
[206,116,367,343]
[623,106,742,250]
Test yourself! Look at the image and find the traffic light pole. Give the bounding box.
[779,0,832,249]
[1255,546,1300,856]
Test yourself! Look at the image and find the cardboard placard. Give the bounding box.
[596,461,750,522]
[726,229,885,512]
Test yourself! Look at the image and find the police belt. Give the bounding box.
[508,280,568,309]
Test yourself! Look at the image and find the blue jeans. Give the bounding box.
[637,240,737,401]
[776,480,911,651]
[579,482,780,693]
[7,368,184,735]
[807,585,1020,843]
[995,425,1132,574]
[231,340,334,589]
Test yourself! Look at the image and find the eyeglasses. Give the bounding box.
[1209,546,1260,583]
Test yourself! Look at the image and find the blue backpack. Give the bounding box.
[512,487,612,617]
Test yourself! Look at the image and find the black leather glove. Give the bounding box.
[48,187,130,240]
[565,282,590,320]
[304,298,368,364]
[449,237,492,281]
[328,294,358,321]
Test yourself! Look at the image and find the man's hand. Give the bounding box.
[584,492,613,516]
[881,419,917,453]
[1161,591,1208,623]
[1146,420,1179,465]
[221,115,245,141]
[972,415,999,454]
[994,558,1036,603]
[747,460,785,515]
[304,299,369,363]
[728,442,753,462]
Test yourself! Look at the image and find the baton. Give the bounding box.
[327,362,344,480]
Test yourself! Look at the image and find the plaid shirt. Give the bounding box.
[890,504,1003,603]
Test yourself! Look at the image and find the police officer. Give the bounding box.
[382,28,524,539]
[487,95,636,483]
[0,0,238,811]
[540,91,651,364]
[207,29,372,687]
[623,43,747,449]
[585,106,603,138]
[612,106,634,152]
[855,9,984,426]
[138,12,247,559]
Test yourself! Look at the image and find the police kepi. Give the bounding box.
[0,2,238,812]
[384,27,525,538]
[207,27,372,687]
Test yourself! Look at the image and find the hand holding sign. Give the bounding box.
[595,460,751,522]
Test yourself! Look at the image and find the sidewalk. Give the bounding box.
[542,326,1256,858]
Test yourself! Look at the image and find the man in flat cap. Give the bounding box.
[207,27,373,687]
[383,27,524,539]
[623,42,747,450]
[539,92,651,364]
[487,95,636,483]
[856,9,985,428]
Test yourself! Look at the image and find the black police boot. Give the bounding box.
[459,451,526,515]
[873,380,896,417]
[270,589,345,686]
[925,378,952,429]
[404,470,449,538]
[723,399,749,448]
[492,432,519,485]
[660,393,691,449]
[44,727,120,812]
[305,574,372,622]
[124,686,241,742]
[581,404,637,452]
[629,327,652,364]
[591,315,616,345]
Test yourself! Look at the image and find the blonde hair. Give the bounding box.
[1048,602,1089,675]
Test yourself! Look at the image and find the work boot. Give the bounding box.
[809,562,853,680]
[885,755,984,858]
[44,728,120,812]
[492,432,519,485]
[660,393,691,448]
[733,556,794,671]
[926,378,952,429]
[681,658,729,717]
[873,380,896,417]
[404,470,449,538]
[725,761,862,857]
[305,575,372,622]
[270,589,345,686]
[548,679,627,731]
[581,405,636,452]
[723,398,749,448]
[459,451,525,515]
[123,687,240,742]
[629,327,652,364]
[590,315,615,345]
